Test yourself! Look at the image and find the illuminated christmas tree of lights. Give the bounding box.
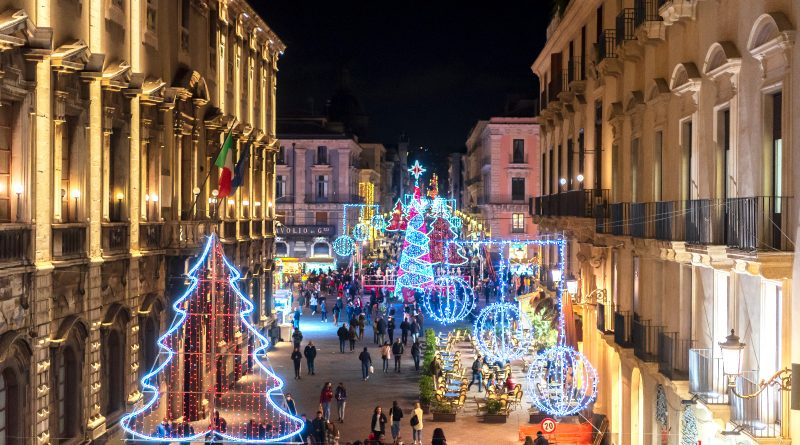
[121,234,303,443]
[393,161,434,302]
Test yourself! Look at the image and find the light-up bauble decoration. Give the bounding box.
[450,216,463,230]
[370,214,386,230]
[352,223,369,242]
[473,302,532,363]
[525,345,598,417]
[333,235,356,257]
[421,275,476,324]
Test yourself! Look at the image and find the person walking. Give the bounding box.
[304,341,317,375]
[319,382,334,421]
[468,355,483,391]
[359,347,372,381]
[387,317,396,344]
[533,431,549,445]
[391,338,404,372]
[411,339,421,371]
[380,342,391,373]
[410,401,424,445]
[409,319,419,343]
[400,318,410,345]
[293,306,302,329]
[370,406,388,439]
[311,411,326,445]
[358,313,366,340]
[337,324,349,353]
[333,298,342,325]
[309,294,318,315]
[320,300,328,322]
[376,316,387,346]
[285,393,297,416]
[335,382,347,423]
[292,328,304,349]
[388,401,404,441]
[291,347,302,379]
[348,324,358,352]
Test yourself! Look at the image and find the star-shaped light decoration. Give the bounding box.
[408,160,426,182]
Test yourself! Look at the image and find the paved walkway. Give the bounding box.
[269,305,533,444]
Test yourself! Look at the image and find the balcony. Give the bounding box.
[102,222,130,255]
[304,194,364,204]
[688,349,728,404]
[239,220,250,239]
[685,199,724,245]
[630,202,655,238]
[139,222,164,251]
[632,315,662,362]
[730,370,784,438]
[634,0,664,29]
[164,220,211,251]
[610,202,630,236]
[52,223,87,260]
[615,9,636,46]
[598,29,618,61]
[657,332,692,380]
[726,196,793,251]
[0,225,30,267]
[534,189,610,218]
[596,303,607,333]
[655,201,686,241]
[613,311,632,348]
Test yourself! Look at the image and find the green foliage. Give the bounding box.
[486,399,503,415]
[431,400,454,414]
[419,375,435,405]
[422,329,437,375]
[528,307,558,351]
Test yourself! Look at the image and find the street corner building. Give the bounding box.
[0,0,285,443]
[531,1,799,445]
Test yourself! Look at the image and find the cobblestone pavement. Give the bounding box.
[268,305,532,445]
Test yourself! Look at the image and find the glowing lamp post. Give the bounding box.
[719,329,745,382]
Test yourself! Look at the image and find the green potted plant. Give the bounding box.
[431,400,456,422]
[484,399,507,424]
[418,375,435,413]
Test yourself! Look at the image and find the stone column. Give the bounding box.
[33,57,53,262]
[86,264,105,438]
[130,95,141,250]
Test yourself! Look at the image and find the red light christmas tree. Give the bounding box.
[384,199,408,232]
[428,198,468,266]
[121,234,303,443]
[427,173,439,199]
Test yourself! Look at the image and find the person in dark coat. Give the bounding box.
[411,339,422,371]
[359,347,372,381]
[337,324,349,353]
[376,317,387,345]
[370,406,388,438]
[292,328,304,349]
[311,411,326,444]
[387,317,396,344]
[400,318,410,345]
[432,427,447,445]
[391,338,404,372]
[304,341,317,375]
[533,431,550,445]
[348,323,358,351]
[291,347,303,379]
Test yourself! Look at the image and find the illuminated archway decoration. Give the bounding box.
[120,234,303,442]
[421,275,475,324]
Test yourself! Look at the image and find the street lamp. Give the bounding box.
[576,174,585,183]
[718,329,792,399]
[254,201,261,218]
[71,189,81,221]
[209,189,219,219]
[566,277,579,295]
[13,183,22,222]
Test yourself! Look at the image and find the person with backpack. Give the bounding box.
[391,338,405,372]
[410,401,424,445]
[411,339,421,371]
[335,382,348,423]
[303,341,317,375]
[468,355,483,391]
[359,347,372,381]
[388,400,404,441]
[337,323,349,353]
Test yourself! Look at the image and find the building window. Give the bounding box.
[681,120,694,200]
[511,178,525,201]
[277,146,286,164]
[146,0,157,31]
[512,213,525,233]
[57,346,81,440]
[181,0,190,28]
[316,146,328,165]
[104,329,125,419]
[312,242,330,257]
[275,242,288,257]
[316,175,329,198]
[512,139,525,164]
[0,104,11,222]
[0,373,5,443]
[770,92,783,200]
[631,137,639,202]
[276,175,285,199]
[315,211,328,225]
[654,130,663,201]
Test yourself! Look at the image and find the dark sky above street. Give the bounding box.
[255,1,550,155]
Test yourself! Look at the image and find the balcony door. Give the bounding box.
[768,92,783,249]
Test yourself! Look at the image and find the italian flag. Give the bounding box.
[215,131,235,198]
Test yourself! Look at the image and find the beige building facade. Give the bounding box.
[532,1,799,445]
[0,0,284,443]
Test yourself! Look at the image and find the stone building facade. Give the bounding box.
[532,1,799,445]
[464,117,540,240]
[0,0,284,443]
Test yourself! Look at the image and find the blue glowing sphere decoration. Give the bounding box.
[421,275,476,324]
[332,235,356,257]
[352,223,369,242]
[370,214,386,231]
[450,216,463,230]
[473,302,532,363]
[525,345,598,416]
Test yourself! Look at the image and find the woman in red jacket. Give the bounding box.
[319,382,334,421]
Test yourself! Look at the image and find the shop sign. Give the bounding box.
[276,225,335,236]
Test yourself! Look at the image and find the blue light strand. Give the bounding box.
[473,301,532,363]
[393,186,434,300]
[333,235,356,257]
[525,345,599,416]
[421,275,476,324]
[120,234,304,443]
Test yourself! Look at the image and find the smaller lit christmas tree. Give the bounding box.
[427,173,439,199]
[384,200,408,232]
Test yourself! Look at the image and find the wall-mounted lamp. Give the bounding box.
[719,329,792,400]
[551,269,563,283]
[71,189,81,221]
[115,192,124,221]
[576,174,585,183]
[13,183,23,221]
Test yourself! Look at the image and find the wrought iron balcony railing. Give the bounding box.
[632,315,662,362]
[0,225,30,267]
[634,0,663,28]
[615,9,636,46]
[730,370,784,438]
[726,196,792,251]
[657,332,692,381]
[688,349,729,404]
[613,310,632,348]
[598,30,618,60]
[52,223,87,260]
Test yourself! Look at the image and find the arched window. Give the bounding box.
[103,329,125,419]
[0,369,21,445]
[141,316,159,377]
[312,242,330,257]
[275,242,288,256]
[58,345,82,441]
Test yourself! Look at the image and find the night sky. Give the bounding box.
[254,1,550,156]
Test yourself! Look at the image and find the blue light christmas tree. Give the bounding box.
[393,162,434,301]
[121,234,303,443]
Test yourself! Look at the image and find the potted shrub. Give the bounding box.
[483,399,507,424]
[418,375,434,413]
[431,400,456,422]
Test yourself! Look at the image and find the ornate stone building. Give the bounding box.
[532,1,798,445]
[0,0,284,443]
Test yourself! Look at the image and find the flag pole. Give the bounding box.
[190,118,237,220]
